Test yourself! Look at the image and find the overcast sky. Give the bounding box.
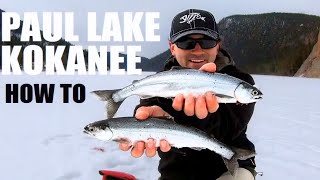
[2,0,320,58]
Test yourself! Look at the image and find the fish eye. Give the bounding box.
[88,127,95,132]
[252,90,259,96]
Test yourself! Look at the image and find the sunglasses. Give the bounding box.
[175,38,218,50]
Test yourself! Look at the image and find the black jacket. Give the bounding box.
[134,49,256,180]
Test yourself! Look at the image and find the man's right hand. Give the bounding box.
[119,106,172,158]
[172,63,219,119]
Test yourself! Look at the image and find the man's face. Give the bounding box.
[170,34,220,69]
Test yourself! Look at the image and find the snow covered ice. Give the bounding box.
[0,73,319,180]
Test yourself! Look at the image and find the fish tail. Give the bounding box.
[222,148,256,176]
[106,98,123,118]
[91,90,118,101]
[91,89,123,118]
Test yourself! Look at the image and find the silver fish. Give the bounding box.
[91,68,263,118]
[83,117,256,176]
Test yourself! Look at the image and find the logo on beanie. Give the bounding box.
[180,13,206,24]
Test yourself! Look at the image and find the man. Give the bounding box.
[119,9,257,180]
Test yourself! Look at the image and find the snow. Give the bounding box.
[0,73,320,180]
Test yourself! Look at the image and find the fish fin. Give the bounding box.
[189,147,205,151]
[156,116,175,121]
[223,148,256,176]
[141,95,154,99]
[215,94,234,99]
[222,156,239,177]
[232,147,256,160]
[132,80,139,83]
[215,94,237,103]
[91,89,124,118]
[169,66,190,70]
[113,138,131,144]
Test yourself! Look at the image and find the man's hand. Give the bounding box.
[119,106,172,158]
[172,62,219,119]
